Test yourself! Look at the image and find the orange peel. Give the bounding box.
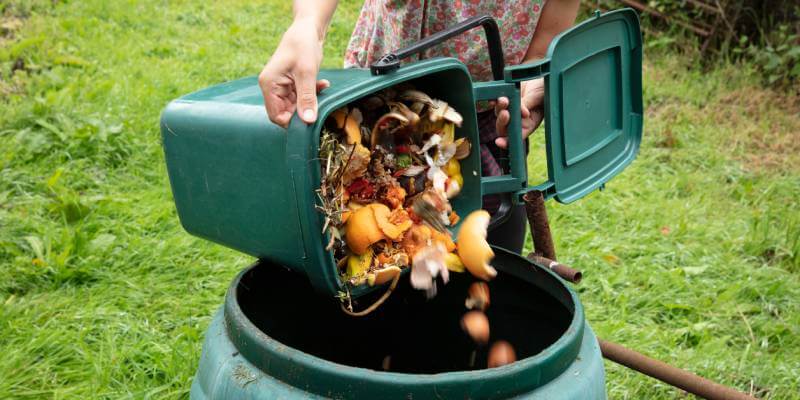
[383,184,407,210]
[369,203,412,240]
[345,206,385,255]
[331,107,362,145]
[448,210,460,226]
[331,108,347,129]
[340,210,352,224]
[345,115,361,144]
[456,210,496,281]
[431,229,456,252]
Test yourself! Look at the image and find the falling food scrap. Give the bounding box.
[487,340,517,368]
[465,282,490,311]
[457,211,497,281]
[461,310,490,345]
[382,355,391,371]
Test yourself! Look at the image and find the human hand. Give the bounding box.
[258,18,330,128]
[493,78,545,149]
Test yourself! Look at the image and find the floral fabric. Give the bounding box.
[344,0,546,219]
[344,0,546,83]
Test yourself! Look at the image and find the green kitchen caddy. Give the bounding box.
[160,8,643,399]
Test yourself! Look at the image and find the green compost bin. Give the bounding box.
[191,248,607,399]
[160,9,643,299]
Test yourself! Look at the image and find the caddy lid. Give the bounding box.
[506,9,643,203]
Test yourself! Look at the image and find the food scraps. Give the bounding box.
[317,86,490,299]
[461,310,490,345]
[456,211,497,281]
[462,281,518,368]
[487,340,517,368]
[465,282,490,311]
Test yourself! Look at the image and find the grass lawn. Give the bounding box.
[1,0,798,398]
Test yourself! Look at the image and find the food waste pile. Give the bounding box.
[317,85,515,368]
[317,85,496,296]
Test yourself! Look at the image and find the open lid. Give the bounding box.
[506,9,643,203]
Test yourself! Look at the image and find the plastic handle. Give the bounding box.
[473,60,553,200]
[370,15,505,79]
[504,58,550,83]
[472,81,527,196]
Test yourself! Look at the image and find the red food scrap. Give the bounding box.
[406,206,423,224]
[347,178,375,199]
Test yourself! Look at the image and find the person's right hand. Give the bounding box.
[258,18,330,128]
[493,78,545,149]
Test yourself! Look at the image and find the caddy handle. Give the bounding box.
[472,81,527,197]
[370,15,505,80]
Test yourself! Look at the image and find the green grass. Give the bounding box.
[1,1,798,398]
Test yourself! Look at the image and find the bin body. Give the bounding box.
[190,249,606,400]
[191,310,605,400]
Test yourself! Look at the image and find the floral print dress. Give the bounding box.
[344,0,546,216]
[344,0,546,83]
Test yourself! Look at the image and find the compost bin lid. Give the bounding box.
[507,9,643,203]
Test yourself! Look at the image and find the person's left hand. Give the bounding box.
[494,78,545,149]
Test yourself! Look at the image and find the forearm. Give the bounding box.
[523,0,580,62]
[293,0,339,40]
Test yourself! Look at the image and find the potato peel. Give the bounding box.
[368,266,401,286]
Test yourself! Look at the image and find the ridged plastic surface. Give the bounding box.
[191,310,605,400]
[190,249,606,399]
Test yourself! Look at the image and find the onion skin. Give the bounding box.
[368,266,401,286]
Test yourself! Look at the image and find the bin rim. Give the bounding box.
[223,247,585,398]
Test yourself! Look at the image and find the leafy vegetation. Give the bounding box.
[735,24,800,87]
[1,0,798,398]
[596,0,799,89]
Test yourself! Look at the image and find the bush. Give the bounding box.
[735,24,800,87]
[593,0,800,90]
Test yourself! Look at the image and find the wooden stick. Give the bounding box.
[523,191,556,261]
[599,339,759,400]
